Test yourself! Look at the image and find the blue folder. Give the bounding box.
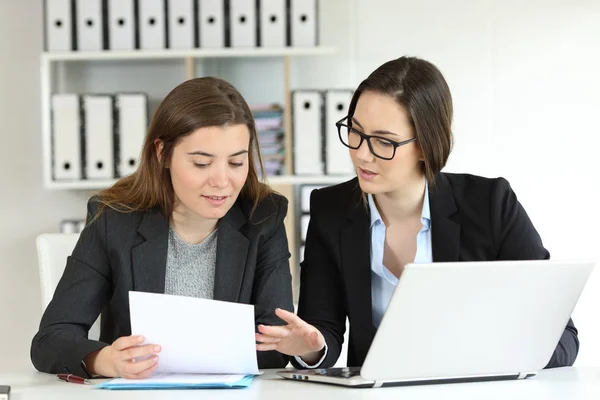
[96,375,254,390]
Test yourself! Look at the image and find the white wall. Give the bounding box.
[0,2,92,373]
[0,0,598,373]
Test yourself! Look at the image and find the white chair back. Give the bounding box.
[35,233,100,340]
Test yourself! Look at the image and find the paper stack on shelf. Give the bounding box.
[252,104,285,177]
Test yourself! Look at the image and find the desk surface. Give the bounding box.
[2,367,600,400]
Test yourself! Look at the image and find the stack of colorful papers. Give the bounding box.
[97,374,253,390]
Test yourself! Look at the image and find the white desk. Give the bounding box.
[1,368,600,400]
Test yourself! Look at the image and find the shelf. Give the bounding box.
[43,174,355,190]
[41,46,336,62]
[265,174,354,185]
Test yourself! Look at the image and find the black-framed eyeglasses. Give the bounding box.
[336,116,417,160]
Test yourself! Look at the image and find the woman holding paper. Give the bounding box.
[255,56,579,369]
[31,77,294,379]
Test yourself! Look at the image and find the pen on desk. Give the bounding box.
[57,374,91,385]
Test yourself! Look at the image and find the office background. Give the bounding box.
[0,0,599,373]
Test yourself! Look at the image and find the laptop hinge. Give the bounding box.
[372,381,383,388]
[517,372,528,380]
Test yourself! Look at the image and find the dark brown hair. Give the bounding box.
[91,76,270,221]
[348,56,454,185]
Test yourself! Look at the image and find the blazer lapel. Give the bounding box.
[430,173,461,262]
[131,208,169,293]
[213,202,250,303]
[341,187,377,359]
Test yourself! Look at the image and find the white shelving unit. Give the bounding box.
[40,46,338,190]
[41,47,336,62]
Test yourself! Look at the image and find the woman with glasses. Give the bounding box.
[255,56,578,369]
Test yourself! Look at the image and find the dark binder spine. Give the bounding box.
[71,0,78,50]
[319,90,326,175]
[193,0,200,47]
[102,0,109,50]
[133,0,141,49]
[79,95,87,179]
[112,95,120,178]
[255,0,260,47]
[285,0,291,46]
[163,0,169,48]
[224,0,231,47]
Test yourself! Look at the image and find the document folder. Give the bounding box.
[229,0,257,47]
[289,0,317,46]
[168,0,195,49]
[259,0,286,47]
[292,90,324,175]
[75,0,105,51]
[83,94,115,179]
[139,0,167,49]
[198,0,225,48]
[325,89,354,175]
[116,93,148,177]
[107,0,136,50]
[51,94,82,180]
[45,0,74,51]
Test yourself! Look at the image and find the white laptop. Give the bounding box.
[278,259,595,388]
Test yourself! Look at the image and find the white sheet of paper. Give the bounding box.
[128,291,259,375]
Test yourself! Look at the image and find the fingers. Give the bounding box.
[275,308,303,326]
[121,356,159,379]
[255,333,281,344]
[121,344,162,362]
[257,324,290,338]
[113,335,144,351]
[131,362,159,379]
[256,343,278,352]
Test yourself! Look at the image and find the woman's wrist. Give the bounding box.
[84,347,112,377]
[299,346,325,365]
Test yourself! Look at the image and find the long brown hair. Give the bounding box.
[348,56,454,186]
[91,77,270,221]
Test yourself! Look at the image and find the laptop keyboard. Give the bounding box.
[312,367,362,379]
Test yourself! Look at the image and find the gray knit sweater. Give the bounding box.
[164,226,217,299]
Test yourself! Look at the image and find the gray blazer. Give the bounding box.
[31,193,294,377]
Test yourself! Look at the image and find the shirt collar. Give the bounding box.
[368,181,431,229]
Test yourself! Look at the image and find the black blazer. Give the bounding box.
[31,193,294,377]
[293,173,578,369]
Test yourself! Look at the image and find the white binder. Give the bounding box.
[45,0,74,51]
[107,0,135,50]
[75,0,104,51]
[259,0,286,47]
[116,93,148,177]
[300,215,310,242]
[293,91,324,175]
[139,0,167,49]
[83,95,114,179]
[198,0,225,48]
[168,0,195,49]
[325,90,354,175]
[51,94,81,180]
[229,0,257,47]
[300,184,324,213]
[289,0,317,47]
